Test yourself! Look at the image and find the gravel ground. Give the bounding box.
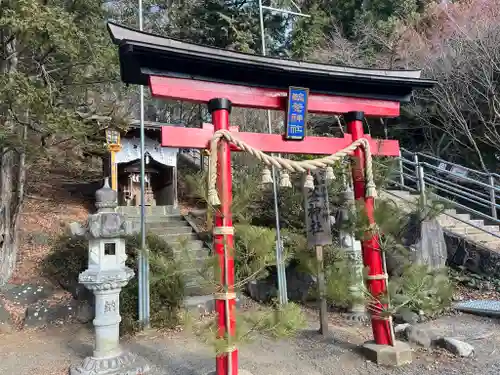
[0,313,499,375]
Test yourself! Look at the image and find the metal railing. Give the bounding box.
[391,149,500,235]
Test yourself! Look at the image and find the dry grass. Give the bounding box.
[12,197,89,285]
[1,153,97,326]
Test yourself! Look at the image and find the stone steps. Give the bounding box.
[150,226,195,236]
[116,205,180,216]
[168,239,206,251]
[146,221,193,230]
[124,211,213,304]
[173,248,212,262]
[381,190,500,252]
[126,216,186,224]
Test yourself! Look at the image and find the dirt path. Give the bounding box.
[0,313,499,375]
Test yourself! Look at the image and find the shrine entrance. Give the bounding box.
[107,21,435,375]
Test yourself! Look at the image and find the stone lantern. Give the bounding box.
[69,178,150,375]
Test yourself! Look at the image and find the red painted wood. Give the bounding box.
[149,76,400,117]
[348,117,392,346]
[211,107,238,375]
[202,123,239,132]
[162,126,400,156]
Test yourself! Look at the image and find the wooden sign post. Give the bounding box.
[304,169,332,335]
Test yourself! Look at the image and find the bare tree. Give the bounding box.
[411,0,500,171]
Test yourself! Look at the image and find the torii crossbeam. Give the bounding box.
[107,21,435,374]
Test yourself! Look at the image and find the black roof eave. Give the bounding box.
[107,22,435,103]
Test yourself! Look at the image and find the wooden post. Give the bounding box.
[304,170,332,336]
[108,144,121,192]
[315,245,328,335]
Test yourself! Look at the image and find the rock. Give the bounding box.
[394,307,420,324]
[404,325,435,348]
[285,263,316,302]
[394,323,410,334]
[1,283,52,306]
[246,279,277,303]
[386,213,447,275]
[0,301,14,333]
[438,337,475,357]
[246,262,317,303]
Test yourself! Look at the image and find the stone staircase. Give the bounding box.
[382,190,500,275]
[382,190,500,247]
[116,206,214,309]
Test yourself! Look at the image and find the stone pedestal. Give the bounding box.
[71,351,149,375]
[362,340,412,366]
[69,179,150,375]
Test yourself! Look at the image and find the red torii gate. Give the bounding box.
[107,21,435,373]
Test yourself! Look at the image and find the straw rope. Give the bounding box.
[213,226,234,235]
[207,129,377,206]
[365,273,389,281]
[214,292,237,300]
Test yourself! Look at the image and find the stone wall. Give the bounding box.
[446,231,500,278]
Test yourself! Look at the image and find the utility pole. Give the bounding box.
[138,0,150,329]
[257,0,310,305]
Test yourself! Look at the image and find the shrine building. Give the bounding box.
[103,120,181,209]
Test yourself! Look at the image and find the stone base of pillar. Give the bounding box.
[70,350,150,375]
[362,340,412,367]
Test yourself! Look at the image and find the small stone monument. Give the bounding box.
[69,178,150,375]
[338,180,368,322]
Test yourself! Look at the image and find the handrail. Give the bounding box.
[393,148,500,230]
[423,175,495,210]
[423,174,491,203]
[421,161,500,193]
[400,148,492,177]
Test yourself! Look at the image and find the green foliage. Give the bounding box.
[289,3,329,59]
[234,224,278,282]
[296,246,364,309]
[43,232,185,335]
[172,220,307,355]
[183,169,264,224]
[0,0,123,157]
[127,0,291,55]
[388,264,454,316]
[184,301,307,354]
[233,224,302,283]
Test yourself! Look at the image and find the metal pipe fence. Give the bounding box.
[392,150,500,234]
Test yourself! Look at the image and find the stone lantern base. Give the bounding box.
[70,350,150,375]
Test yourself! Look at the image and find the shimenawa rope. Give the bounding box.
[206,129,377,206]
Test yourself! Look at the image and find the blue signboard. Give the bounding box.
[285,86,309,140]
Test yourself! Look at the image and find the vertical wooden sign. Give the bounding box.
[304,170,333,248]
[304,169,332,335]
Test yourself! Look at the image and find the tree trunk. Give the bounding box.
[0,33,24,286]
[0,149,19,285]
